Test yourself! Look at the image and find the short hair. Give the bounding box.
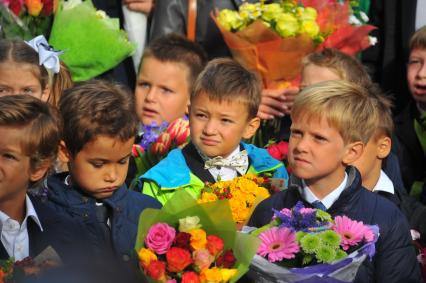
[368,84,394,139]
[291,80,378,144]
[302,48,372,88]
[191,58,261,119]
[142,33,207,91]
[59,80,138,156]
[409,25,426,51]
[0,95,62,171]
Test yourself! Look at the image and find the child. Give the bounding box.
[0,36,73,107]
[249,80,421,282]
[43,80,161,266]
[0,95,86,263]
[395,25,426,202]
[142,58,288,204]
[135,33,207,126]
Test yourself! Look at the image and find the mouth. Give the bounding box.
[142,107,158,118]
[200,137,219,146]
[293,157,310,165]
[413,84,426,96]
[99,187,118,193]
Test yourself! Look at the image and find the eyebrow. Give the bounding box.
[89,154,131,162]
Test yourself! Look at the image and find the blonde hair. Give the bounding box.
[291,80,378,144]
[368,84,394,139]
[409,25,426,51]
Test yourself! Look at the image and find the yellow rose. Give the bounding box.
[301,7,318,21]
[179,216,202,232]
[198,192,218,203]
[137,248,157,268]
[300,20,320,38]
[189,228,207,250]
[217,9,243,31]
[261,3,282,22]
[276,13,299,37]
[200,267,223,283]
[220,268,238,282]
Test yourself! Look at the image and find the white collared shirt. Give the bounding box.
[372,170,395,194]
[207,146,243,181]
[300,173,348,209]
[0,195,43,261]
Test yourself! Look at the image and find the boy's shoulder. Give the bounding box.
[243,142,288,179]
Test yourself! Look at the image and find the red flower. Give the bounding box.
[7,0,24,16]
[24,0,43,16]
[167,118,190,146]
[151,132,171,155]
[206,235,224,256]
[41,0,55,16]
[216,249,236,268]
[173,232,191,250]
[132,144,144,157]
[266,141,288,161]
[146,260,166,281]
[166,247,192,272]
[182,271,200,283]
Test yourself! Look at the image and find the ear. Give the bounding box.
[58,140,72,163]
[40,85,51,102]
[342,141,364,165]
[29,160,51,182]
[377,136,391,159]
[242,116,261,139]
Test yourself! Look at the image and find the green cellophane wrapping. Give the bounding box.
[49,0,135,81]
[135,190,261,282]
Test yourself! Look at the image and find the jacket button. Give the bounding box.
[122,254,130,261]
[83,213,89,218]
[82,197,88,203]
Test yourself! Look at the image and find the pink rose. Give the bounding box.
[193,249,214,270]
[145,223,176,254]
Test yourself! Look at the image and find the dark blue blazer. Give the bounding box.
[249,166,421,283]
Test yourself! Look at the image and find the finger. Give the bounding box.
[262,96,288,111]
[258,105,285,119]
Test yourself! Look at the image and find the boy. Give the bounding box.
[142,58,288,204]
[135,33,207,127]
[395,25,426,202]
[0,95,86,263]
[44,80,161,266]
[249,80,421,282]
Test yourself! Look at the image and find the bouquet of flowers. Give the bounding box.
[214,0,376,89]
[197,174,271,225]
[48,0,135,81]
[131,118,190,189]
[135,190,260,282]
[0,0,56,39]
[246,201,379,282]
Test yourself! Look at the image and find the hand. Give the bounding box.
[257,87,299,120]
[122,0,154,14]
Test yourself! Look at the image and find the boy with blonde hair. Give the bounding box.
[142,58,288,204]
[250,80,421,282]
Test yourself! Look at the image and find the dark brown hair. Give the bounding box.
[192,58,261,119]
[59,80,138,156]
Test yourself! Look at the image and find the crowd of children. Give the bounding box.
[0,17,426,283]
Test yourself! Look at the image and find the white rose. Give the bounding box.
[179,216,202,232]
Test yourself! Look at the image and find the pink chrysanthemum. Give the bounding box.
[333,216,371,250]
[257,227,300,262]
[300,207,315,214]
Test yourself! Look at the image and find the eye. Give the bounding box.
[195,112,207,119]
[137,81,150,89]
[408,58,423,66]
[290,129,302,138]
[91,162,104,169]
[22,88,34,94]
[0,88,11,96]
[314,134,327,142]
[118,157,130,165]
[160,87,173,95]
[221,118,233,124]
[2,153,17,161]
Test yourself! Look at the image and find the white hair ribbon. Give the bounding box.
[25,35,63,74]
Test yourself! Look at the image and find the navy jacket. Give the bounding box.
[0,195,88,265]
[44,173,161,265]
[249,167,421,283]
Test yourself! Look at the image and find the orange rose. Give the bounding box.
[25,0,43,16]
[146,260,166,281]
[206,235,224,256]
[189,229,207,250]
[166,247,193,272]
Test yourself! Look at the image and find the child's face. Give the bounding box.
[300,64,341,89]
[0,126,48,205]
[407,48,426,105]
[0,62,49,101]
[350,134,391,190]
[135,57,190,126]
[62,135,134,199]
[289,115,354,189]
[189,92,259,158]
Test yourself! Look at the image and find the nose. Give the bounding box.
[292,136,309,153]
[104,165,118,183]
[144,87,157,102]
[202,119,217,135]
[417,62,426,78]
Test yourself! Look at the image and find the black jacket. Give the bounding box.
[249,167,422,283]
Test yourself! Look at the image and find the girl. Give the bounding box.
[0,36,72,106]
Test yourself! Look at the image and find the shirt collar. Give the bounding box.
[0,195,43,232]
[300,172,348,209]
[372,170,394,194]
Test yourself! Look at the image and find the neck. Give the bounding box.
[361,164,382,191]
[0,193,27,224]
[304,168,346,199]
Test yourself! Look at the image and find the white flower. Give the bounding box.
[349,15,361,26]
[63,0,82,10]
[179,216,202,232]
[411,229,421,241]
[360,11,369,23]
[369,36,378,46]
